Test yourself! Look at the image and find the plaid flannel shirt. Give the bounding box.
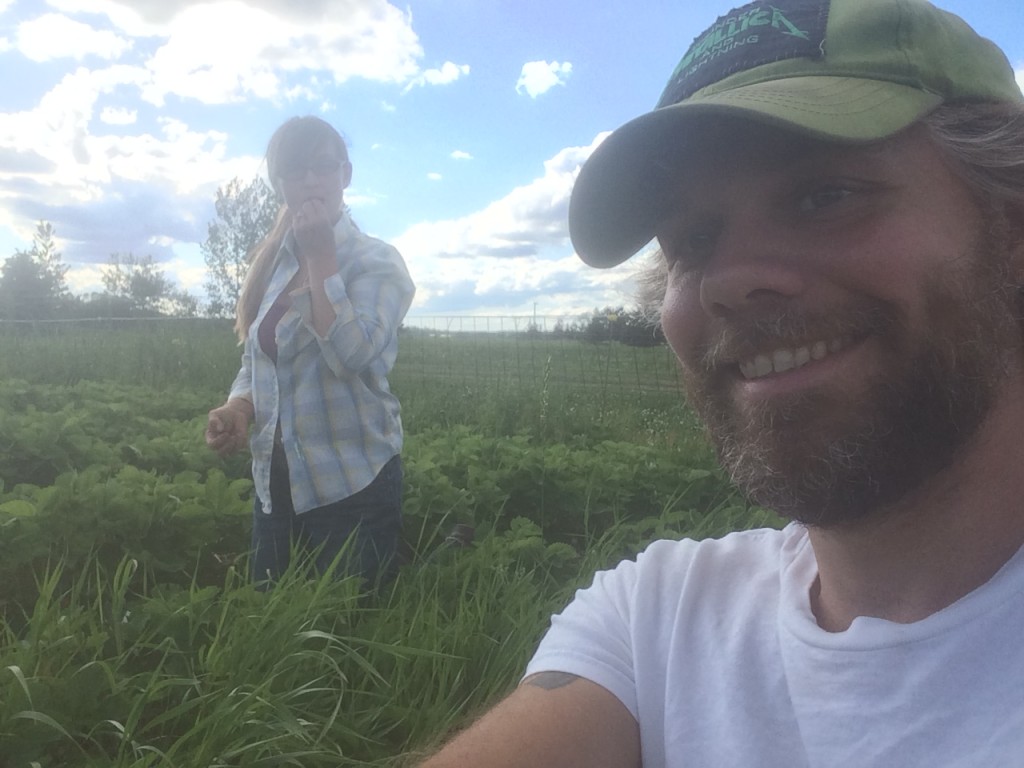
[229,212,415,515]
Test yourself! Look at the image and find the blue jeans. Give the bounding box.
[250,445,403,588]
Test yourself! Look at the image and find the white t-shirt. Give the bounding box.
[525,524,1024,767]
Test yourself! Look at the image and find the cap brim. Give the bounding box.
[569,76,943,268]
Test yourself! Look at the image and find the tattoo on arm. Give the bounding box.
[525,672,581,691]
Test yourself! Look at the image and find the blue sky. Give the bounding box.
[1,0,1021,321]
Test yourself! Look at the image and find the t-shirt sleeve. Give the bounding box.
[525,558,642,718]
[524,538,700,720]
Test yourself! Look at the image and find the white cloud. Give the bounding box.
[7,2,465,121]
[381,100,397,112]
[450,150,473,160]
[283,83,319,102]
[44,0,426,106]
[99,106,137,125]
[164,254,207,291]
[0,65,148,189]
[46,0,160,37]
[516,60,572,98]
[403,61,470,93]
[65,262,105,294]
[395,138,589,262]
[17,14,133,62]
[346,189,382,208]
[393,133,633,315]
[0,63,263,267]
[427,172,443,181]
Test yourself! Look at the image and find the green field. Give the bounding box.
[0,320,777,766]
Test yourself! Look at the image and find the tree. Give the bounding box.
[100,253,198,317]
[166,291,200,318]
[102,253,171,314]
[202,176,278,317]
[0,221,72,320]
[580,306,665,346]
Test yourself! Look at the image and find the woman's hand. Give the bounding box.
[291,199,341,336]
[205,398,254,456]
[292,199,337,269]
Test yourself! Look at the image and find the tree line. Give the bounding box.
[0,179,662,347]
[0,177,277,322]
[550,309,665,347]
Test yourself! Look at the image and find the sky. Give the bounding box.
[0,0,1022,323]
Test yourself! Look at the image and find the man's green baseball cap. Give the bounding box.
[569,0,1023,268]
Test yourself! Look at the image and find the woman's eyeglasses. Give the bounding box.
[279,158,344,182]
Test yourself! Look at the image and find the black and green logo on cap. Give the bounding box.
[658,0,830,108]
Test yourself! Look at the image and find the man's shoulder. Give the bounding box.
[578,524,806,617]
[635,523,802,574]
[532,524,804,708]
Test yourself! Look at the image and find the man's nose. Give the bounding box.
[697,221,808,319]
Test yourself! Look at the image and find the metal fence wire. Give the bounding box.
[0,315,684,399]
[398,315,682,398]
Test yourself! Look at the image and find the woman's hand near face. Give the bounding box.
[292,199,337,268]
[292,199,342,339]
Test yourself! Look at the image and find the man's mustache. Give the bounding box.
[696,304,896,373]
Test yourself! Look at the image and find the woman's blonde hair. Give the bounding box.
[233,116,349,342]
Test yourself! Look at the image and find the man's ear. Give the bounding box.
[341,161,353,190]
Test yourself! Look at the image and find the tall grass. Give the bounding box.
[2,496,779,767]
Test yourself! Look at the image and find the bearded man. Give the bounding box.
[417,1,1024,765]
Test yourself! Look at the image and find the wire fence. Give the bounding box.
[399,315,682,397]
[0,315,683,398]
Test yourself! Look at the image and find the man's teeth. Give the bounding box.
[738,338,846,380]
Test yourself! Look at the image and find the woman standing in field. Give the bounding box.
[205,116,415,587]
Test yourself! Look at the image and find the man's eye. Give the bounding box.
[687,231,715,251]
[658,213,722,274]
[662,230,715,273]
[798,185,854,212]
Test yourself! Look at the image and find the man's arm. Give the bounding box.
[418,672,641,768]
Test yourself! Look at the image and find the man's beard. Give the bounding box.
[681,222,1021,528]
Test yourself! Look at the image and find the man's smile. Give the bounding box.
[738,337,852,380]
